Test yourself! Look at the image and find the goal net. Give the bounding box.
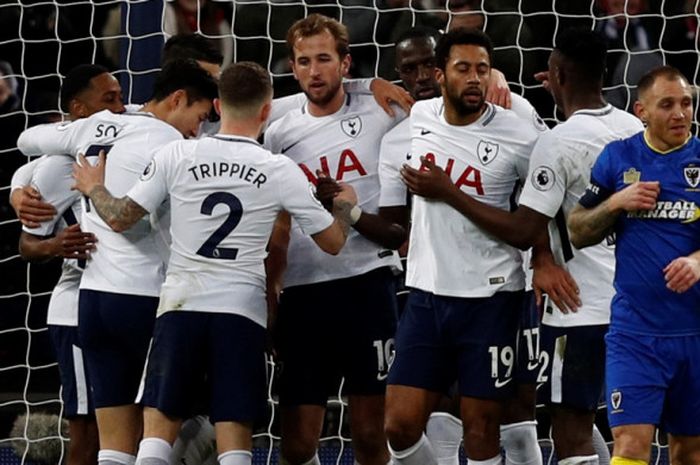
[1,0,695,463]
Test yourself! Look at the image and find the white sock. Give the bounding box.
[279,453,321,465]
[98,450,137,465]
[500,421,542,465]
[217,450,252,465]
[592,425,610,465]
[426,412,463,465]
[558,455,599,465]
[135,437,171,465]
[468,454,502,465]
[390,433,438,465]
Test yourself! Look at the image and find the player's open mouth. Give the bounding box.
[415,87,436,98]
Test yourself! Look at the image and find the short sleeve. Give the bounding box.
[126,147,171,213]
[519,132,568,218]
[277,157,334,236]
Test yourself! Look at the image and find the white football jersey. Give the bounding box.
[378,118,411,208]
[406,98,539,297]
[17,110,182,296]
[519,104,643,326]
[22,155,83,326]
[127,135,335,327]
[264,93,404,287]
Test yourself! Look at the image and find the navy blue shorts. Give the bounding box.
[514,291,542,385]
[142,311,267,424]
[538,323,607,411]
[48,325,93,417]
[276,267,398,406]
[606,330,700,435]
[78,289,157,409]
[388,289,522,400]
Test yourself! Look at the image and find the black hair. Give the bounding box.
[60,64,110,112]
[395,26,441,47]
[554,28,607,82]
[435,27,493,71]
[151,58,218,104]
[162,33,223,66]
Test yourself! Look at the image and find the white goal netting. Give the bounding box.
[1,0,697,463]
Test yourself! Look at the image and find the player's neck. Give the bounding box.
[218,120,263,140]
[141,100,166,120]
[562,91,606,119]
[443,102,486,126]
[307,88,346,117]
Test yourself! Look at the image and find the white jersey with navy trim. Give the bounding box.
[406,98,539,297]
[519,104,643,326]
[127,135,335,327]
[22,155,84,326]
[17,109,182,297]
[264,93,404,288]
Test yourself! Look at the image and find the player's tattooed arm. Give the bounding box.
[71,151,147,232]
[568,181,659,249]
[87,186,147,232]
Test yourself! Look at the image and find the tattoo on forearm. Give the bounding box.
[570,200,618,246]
[332,200,353,238]
[89,186,147,230]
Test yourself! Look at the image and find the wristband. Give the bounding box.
[349,205,362,225]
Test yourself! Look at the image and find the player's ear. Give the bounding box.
[213,98,222,117]
[170,89,187,109]
[436,68,445,87]
[259,100,272,124]
[290,59,298,80]
[633,100,647,124]
[341,54,351,77]
[69,99,87,119]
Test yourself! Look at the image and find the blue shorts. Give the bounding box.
[48,325,93,417]
[276,267,398,406]
[142,311,267,424]
[78,290,157,409]
[514,291,541,385]
[606,330,700,435]
[388,289,522,400]
[538,323,607,411]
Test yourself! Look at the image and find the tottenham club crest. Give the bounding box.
[610,390,622,411]
[477,140,499,165]
[341,116,362,138]
[532,166,555,191]
[685,165,700,188]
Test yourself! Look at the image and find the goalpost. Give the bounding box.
[0,1,696,463]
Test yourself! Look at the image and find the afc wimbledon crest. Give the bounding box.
[477,140,499,165]
[341,116,362,138]
[685,165,700,188]
[610,390,622,410]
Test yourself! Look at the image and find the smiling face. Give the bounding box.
[635,75,693,151]
[290,29,350,111]
[437,43,490,119]
[396,36,440,101]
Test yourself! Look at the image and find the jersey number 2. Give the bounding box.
[196,192,242,260]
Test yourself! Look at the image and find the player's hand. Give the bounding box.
[72,151,106,195]
[534,70,551,93]
[10,185,57,228]
[52,223,97,260]
[486,69,512,109]
[334,182,358,206]
[532,256,581,313]
[608,181,660,212]
[401,156,456,201]
[370,78,414,117]
[664,255,700,293]
[315,170,341,212]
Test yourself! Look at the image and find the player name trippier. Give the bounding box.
[186,160,267,187]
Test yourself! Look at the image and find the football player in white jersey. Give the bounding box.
[263,14,407,465]
[14,64,125,465]
[379,27,545,465]
[16,59,218,465]
[71,61,356,465]
[401,29,643,465]
[383,28,540,465]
